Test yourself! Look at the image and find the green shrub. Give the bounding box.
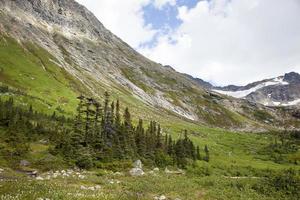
[253,169,300,199]
[154,150,173,167]
[33,154,67,171]
[187,161,212,177]
[270,169,300,197]
[75,154,94,169]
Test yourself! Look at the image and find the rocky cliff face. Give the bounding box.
[0,0,204,120]
[213,72,300,107]
[0,0,299,129]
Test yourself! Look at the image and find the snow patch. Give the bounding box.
[280,99,300,106]
[213,77,289,98]
[264,99,300,107]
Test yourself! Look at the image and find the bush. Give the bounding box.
[154,150,173,167]
[75,154,94,169]
[253,169,300,199]
[187,161,212,177]
[270,169,300,196]
[33,154,67,171]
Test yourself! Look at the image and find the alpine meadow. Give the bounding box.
[0,0,299,200]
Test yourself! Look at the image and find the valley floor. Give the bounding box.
[0,167,298,200]
[0,126,299,200]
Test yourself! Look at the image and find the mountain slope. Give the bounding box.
[0,0,299,130]
[213,72,300,107]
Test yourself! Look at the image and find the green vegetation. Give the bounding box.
[0,33,299,200]
[0,34,87,115]
[53,93,203,168]
[0,93,299,199]
[0,94,203,170]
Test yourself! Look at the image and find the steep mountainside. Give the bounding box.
[0,0,299,130]
[213,72,300,107]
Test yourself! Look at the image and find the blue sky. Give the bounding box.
[140,0,199,48]
[76,0,300,86]
[143,0,199,30]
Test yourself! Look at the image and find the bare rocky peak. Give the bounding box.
[0,0,115,42]
[284,72,300,84]
[0,0,203,121]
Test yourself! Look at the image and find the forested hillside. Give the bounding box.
[0,0,299,199]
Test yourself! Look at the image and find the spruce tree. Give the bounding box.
[196,146,201,160]
[204,145,210,162]
[123,107,136,157]
[136,119,146,157]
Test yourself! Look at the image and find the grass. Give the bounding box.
[0,33,299,199]
[1,123,299,199]
[0,34,85,115]
[0,166,298,200]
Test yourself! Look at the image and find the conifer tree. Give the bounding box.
[136,119,146,157]
[196,146,201,160]
[114,100,124,159]
[123,107,136,157]
[204,145,210,162]
[84,98,96,145]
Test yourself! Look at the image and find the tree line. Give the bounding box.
[54,92,210,168]
[0,92,210,169]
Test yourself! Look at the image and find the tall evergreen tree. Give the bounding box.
[204,145,210,162]
[196,146,201,160]
[123,107,136,157]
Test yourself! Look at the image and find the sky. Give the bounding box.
[76,0,300,86]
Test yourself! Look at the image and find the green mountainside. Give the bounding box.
[0,0,299,199]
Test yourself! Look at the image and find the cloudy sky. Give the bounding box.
[76,0,300,86]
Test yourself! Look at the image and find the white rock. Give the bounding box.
[129,168,145,176]
[164,168,171,173]
[133,160,143,169]
[80,186,87,190]
[153,168,159,172]
[78,175,85,179]
[95,185,101,190]
[62,173,69,177]
[88,187,95,191]
[154,195,167,200]
[36,176,44,180]
[113,172,123,176]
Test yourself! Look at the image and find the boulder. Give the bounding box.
[164,167,185,175]
[113,172,123,176]
[36,176,44,180]
[153,168,159,172]
[154,195,167,200]
[133,160,142,169]
[129,168,145,176]
[20,160,30,167]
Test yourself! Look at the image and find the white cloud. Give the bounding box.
[140,0,300,86]
[76,0,156,48]
[153,0,176,9]
[76,0,300,86]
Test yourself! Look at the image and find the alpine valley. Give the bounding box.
[0,0,299,200]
